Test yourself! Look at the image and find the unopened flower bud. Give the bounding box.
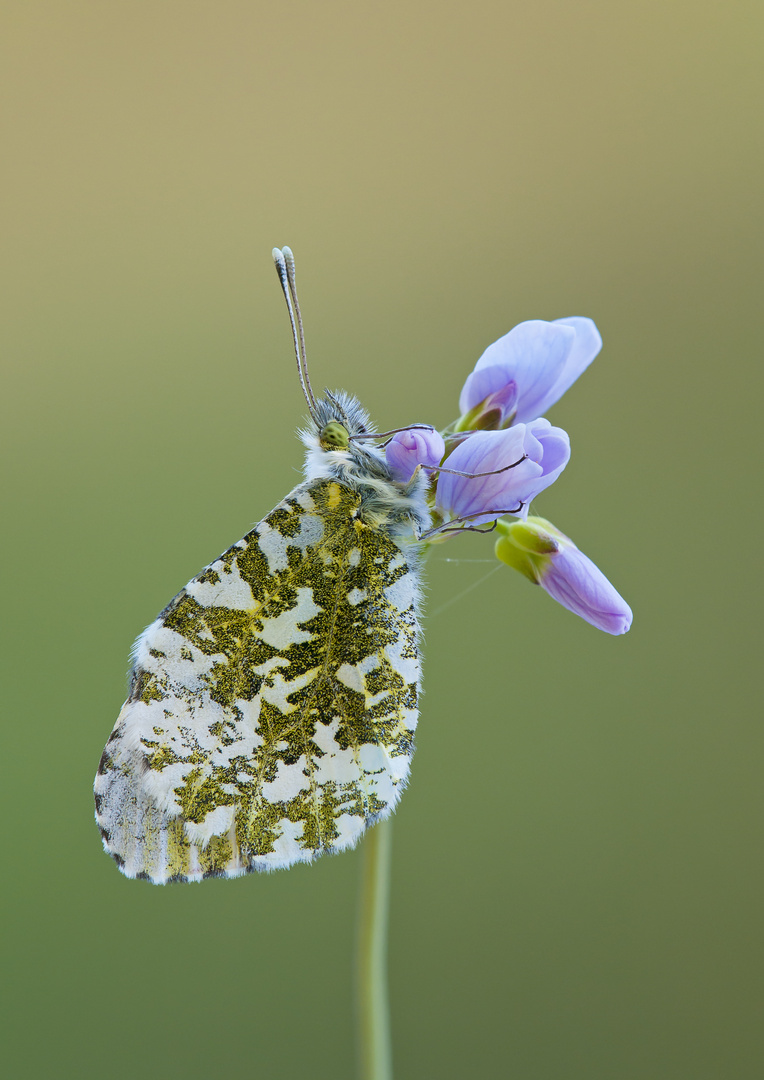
[385,427,445,483]
[495,517,632,635]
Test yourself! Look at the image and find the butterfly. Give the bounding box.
[94,248,431,883]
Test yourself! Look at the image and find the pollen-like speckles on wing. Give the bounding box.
[94,477,423,883]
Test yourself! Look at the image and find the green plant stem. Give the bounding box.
[356,817,393,1080]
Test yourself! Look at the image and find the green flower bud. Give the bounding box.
[494,517,561,582]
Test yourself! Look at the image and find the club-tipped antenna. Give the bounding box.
[272,246,318,420]
[282,248,317,412]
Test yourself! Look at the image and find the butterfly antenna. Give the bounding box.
[282,248,317,415]
[272,247,318,421]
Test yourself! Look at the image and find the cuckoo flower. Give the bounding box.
[435,420,570,526]
[385,427,445,483]
[494,517,632,634]
[458,317,602,429]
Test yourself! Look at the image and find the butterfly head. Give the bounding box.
[302,389,391,483]
[319,420,350,451]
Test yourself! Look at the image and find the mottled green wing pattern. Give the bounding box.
[95,479,421,883]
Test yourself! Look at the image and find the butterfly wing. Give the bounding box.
[94,478,421,882]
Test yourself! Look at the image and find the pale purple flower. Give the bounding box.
[494,517,632,634]
[435,420,570,526]
[385,427,445,483]
[459,317,602,427]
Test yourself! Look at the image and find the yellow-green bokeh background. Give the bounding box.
[3,3,762,1077]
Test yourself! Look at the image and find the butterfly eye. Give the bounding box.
[320,421,350,449]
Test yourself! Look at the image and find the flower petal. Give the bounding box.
[385,426,445,483]
[540,317,603,413]
[473,320,576,424]
[521,419,570,501]
[540,543,632,634]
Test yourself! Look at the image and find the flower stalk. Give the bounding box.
[356,819,394,1080]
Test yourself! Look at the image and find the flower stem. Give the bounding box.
[356,818,393,1080]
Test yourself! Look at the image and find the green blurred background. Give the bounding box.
[2,2,762,1077]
